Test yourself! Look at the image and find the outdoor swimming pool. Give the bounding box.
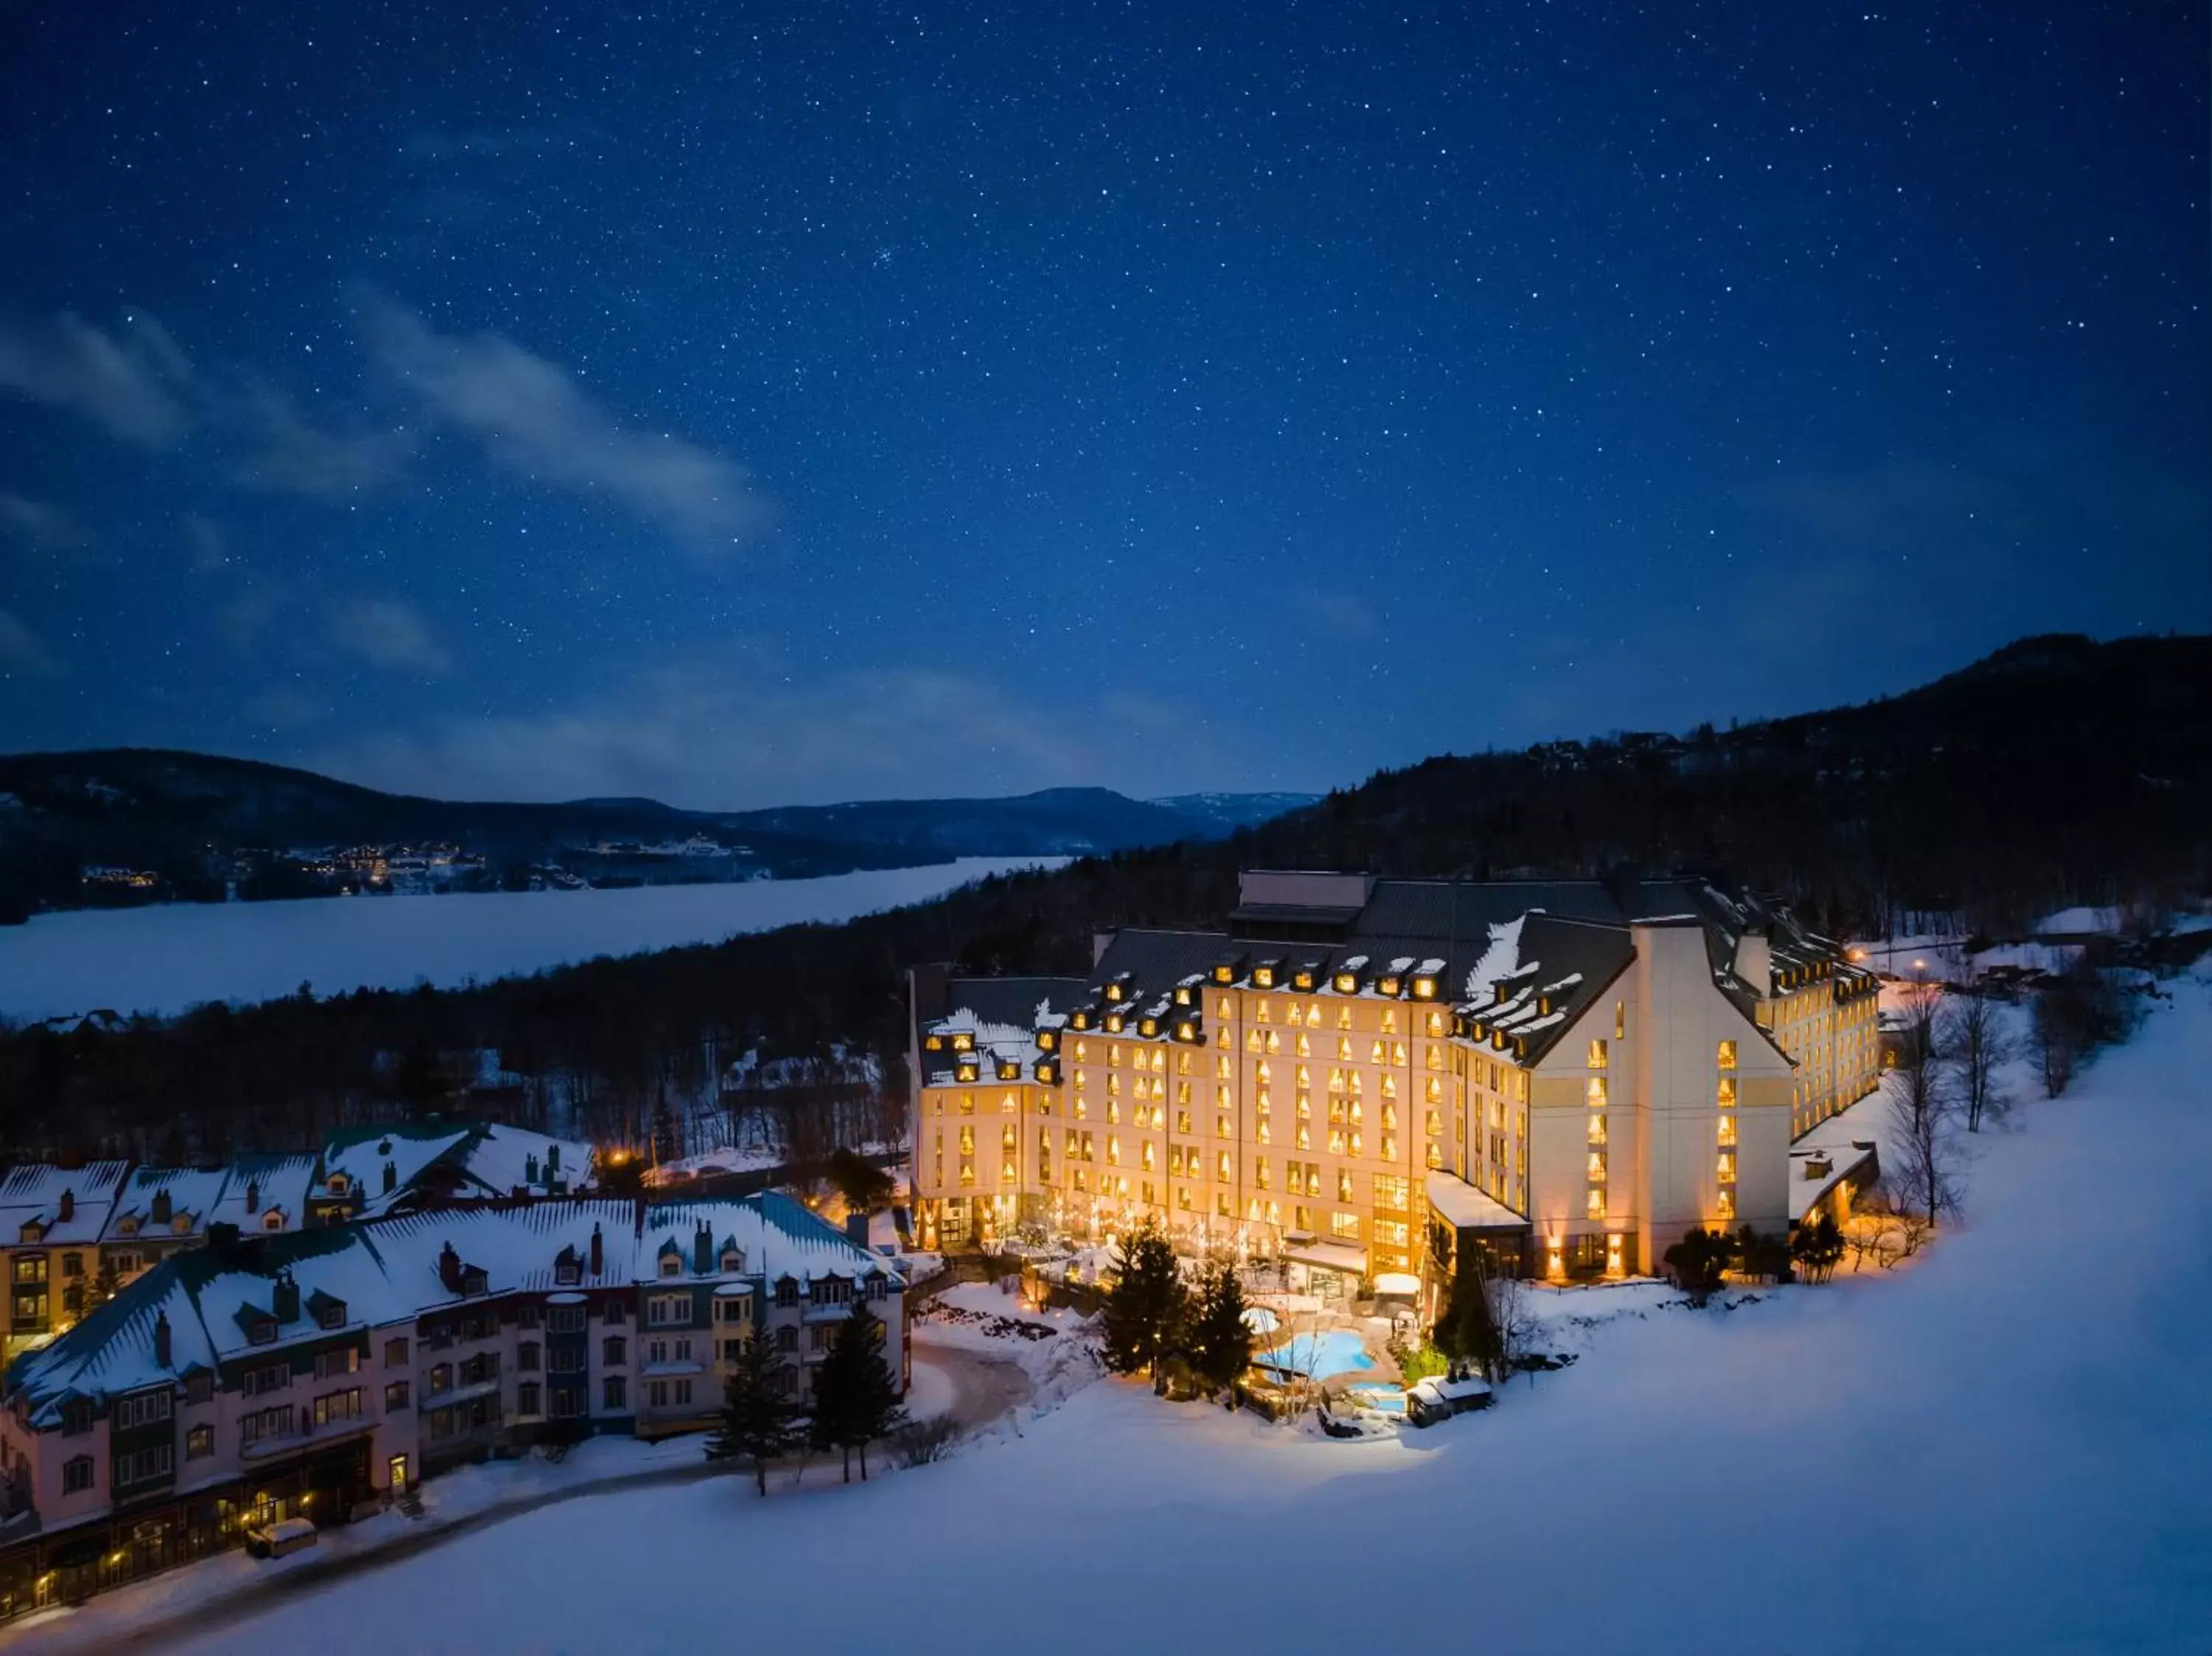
[1261,1329,1374,1377]
[1344,1382,1407,1415]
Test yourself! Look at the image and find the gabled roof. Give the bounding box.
[209,1154,318,1235]
[105,1166,231,1245]
[5,1190,908,1424]
[0,1161,130,1245]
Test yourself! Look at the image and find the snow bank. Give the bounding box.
[0,857,1063,1020]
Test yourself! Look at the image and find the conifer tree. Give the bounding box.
[1662,1226,1731,1306]
[706,1329,801,1495]
[1432,1254,1503,1381]
[1791,1213,1846,1284]
[80,1256,122,1319]
[1185,1260,1255,1396]
[1099,1221,1186,1388]
[812,1300,907,1481]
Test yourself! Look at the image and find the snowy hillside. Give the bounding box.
[24,967,2212,1655]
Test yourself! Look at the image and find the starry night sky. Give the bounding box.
[0,2,2204,808]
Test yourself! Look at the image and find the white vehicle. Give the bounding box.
[245,1516,319,1559]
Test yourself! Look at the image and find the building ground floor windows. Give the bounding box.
[0,1438,372,1626]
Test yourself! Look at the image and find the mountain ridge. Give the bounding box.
[0,749,1316,921]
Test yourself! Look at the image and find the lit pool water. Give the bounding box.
[1261,1330,1374,1377]
[1344,1382,1406,1414]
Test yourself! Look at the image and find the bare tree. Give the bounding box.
[1946,985,2013,1132]
[2029,977,2083,1097]
[1489,1272,1537,1385]
[1886,1069,1963,1228]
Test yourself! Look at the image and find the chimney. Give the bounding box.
[151,1189,173,1226]
[245,1178,260,1214]
[58,1189,74,1224]
[1733,928,1773,994]
[437,1242,462,1294]
[546,1144,560,1174]
[692,1220,712,1276]
[588,1222,603,1277]
[383,1161,397,1194]
[272,1270,300,1323]
[525,1153,540,1186]
[153,1310,172,1368]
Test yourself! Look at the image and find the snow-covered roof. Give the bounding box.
[4,1192,896,1422]
[208,1154,319,1236]
[105,1166,231,1245]
[0,1161,130,1245]
[451,1125,596,1199]
[1425,1170,1528,1231]
[641,1192,893,1286]
[321,1123,474,1216]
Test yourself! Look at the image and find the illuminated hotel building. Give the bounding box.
[908,870,1879,1287]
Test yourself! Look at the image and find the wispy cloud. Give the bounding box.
[248,685,325,730]
[361,299,771,550]
[217,588,280,653]
[0,609,60,678]
[226,383,412,498]
[0,492,94,554]
[0,310,193,447]
[1290,586,1382,641]
[329,598,452,675]
[313,659,1123,808]
[181,514,232,571]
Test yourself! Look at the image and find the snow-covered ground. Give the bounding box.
[16,965,2212,1655]
[0,857,1062,1020]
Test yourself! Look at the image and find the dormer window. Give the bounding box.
[318,1304,344,1330]
[1335,973,1357,994]
[660,1254,681,1278]
[1413,976,1436,1001]
[1253,967,1274,989]
[248,1316,277,1345]
[327,1174,349,1197]
[18,1220,43,1245]
[1379,977,1401,998]
[262,1209,285,1231]
[117,1215,139,1236]
[1037,1029,1057,1051]
[461,1268,488,1297]
[720,1248,744,1273]
[924,1034,944,1051]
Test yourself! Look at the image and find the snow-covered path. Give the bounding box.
[26,971,2212,1655]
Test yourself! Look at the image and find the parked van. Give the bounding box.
[246,1517,319,1559]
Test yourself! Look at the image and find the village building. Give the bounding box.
[0,1192,902,1621]
[908,869,1880,1295]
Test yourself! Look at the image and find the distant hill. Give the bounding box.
[5,632,2205,1158]
[0,751,1313,922]
[1239,632,2212,936]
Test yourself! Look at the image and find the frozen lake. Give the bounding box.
[0,857,1061,1022]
